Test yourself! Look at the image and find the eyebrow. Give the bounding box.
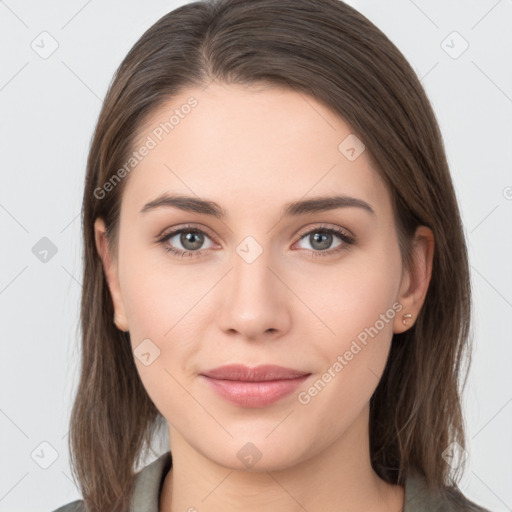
[139,193,375,218]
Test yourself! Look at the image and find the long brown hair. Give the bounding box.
[70,0,480,510]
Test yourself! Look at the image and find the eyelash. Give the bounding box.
[156,224,355,259]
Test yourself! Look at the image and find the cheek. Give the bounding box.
[117,243,206,407]
[299,247,401,402]
[119,237,207,339]
[305,244,401,345]
[294,246,402,428]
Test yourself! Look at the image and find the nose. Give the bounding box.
[216,244,292,342]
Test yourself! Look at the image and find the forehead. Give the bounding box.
[123,82,390,219]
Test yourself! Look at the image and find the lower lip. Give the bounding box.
[201,374,311,408]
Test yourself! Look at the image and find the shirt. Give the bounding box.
[52,450,491,512]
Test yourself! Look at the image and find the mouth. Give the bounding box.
[199,364,312,408]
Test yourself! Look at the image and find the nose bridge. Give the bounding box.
[230,234,280,309]
[216,234,290,339]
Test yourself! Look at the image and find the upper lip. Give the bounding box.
[201,364,310,382]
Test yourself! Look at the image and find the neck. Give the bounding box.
[159,406,404,512]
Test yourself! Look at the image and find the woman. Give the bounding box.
[53,0,492,510]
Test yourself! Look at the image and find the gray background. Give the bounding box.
[1,1,511,511]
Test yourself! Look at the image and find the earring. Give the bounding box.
[402,313,412,326]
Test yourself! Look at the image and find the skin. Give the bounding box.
[95,81,434,512]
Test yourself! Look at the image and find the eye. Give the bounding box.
[157,225,215,258]
[156,224,355,259]
[294,225,355,257]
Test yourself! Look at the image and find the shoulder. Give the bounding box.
[405,472,493,512]
[50,451,172,512]
[50,500,85,512]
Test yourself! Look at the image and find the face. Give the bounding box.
[95,82,429,472]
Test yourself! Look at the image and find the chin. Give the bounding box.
[193,432,312,473]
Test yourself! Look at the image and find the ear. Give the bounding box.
[393,226,434,333]
[94,217,129,332]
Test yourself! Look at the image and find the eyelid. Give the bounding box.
[157,223,217,241]
[295,223,354,241]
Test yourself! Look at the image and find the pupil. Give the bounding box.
[182,231,203,250]
[312,232,331,250]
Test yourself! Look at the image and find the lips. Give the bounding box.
[200,364,311,407]
[201,364,310,381]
